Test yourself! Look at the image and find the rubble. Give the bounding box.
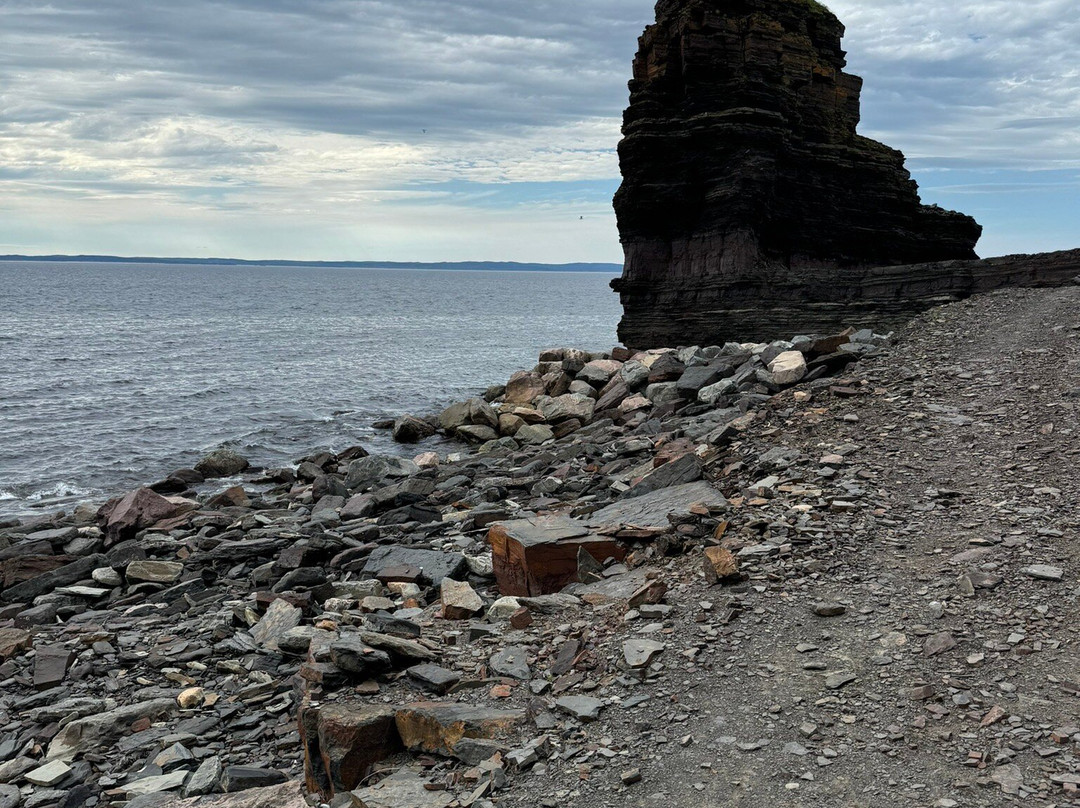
[3,299,1079,808]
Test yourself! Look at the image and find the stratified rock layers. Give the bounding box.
[612,0,1027,346]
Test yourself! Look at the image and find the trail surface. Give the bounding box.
[543,288,1080,808]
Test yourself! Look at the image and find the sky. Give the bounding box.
[0,0,1076,263]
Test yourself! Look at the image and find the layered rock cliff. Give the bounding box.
[612,0,995,346]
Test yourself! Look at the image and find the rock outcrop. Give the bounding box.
[611,0,1079,346]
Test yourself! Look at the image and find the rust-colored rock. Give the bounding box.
[504,371,547,405]
[300,703,401,798]
[703,546,739,584]
[393,702,524,757]
[1,555,75,589]
[0,628,31,660]
[97,487,191,546]
[488,515,626,597]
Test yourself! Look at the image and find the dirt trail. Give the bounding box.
[530,288,1080,808]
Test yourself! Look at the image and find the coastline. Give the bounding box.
[0,322,884,802]
[0,261,622,521]
[3,290,1079,805]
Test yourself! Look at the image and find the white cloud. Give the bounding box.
[0,0,1076,260]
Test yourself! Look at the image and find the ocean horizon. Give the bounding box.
[0,260,622,518]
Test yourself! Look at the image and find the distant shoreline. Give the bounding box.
[0,254,622,273]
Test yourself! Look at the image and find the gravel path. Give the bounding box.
[526,288,1080,808]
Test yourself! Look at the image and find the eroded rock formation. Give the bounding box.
[611,0,1077,346]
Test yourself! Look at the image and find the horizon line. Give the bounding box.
[0,254,624,271]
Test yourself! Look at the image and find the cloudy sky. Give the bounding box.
[0,0,1076,263]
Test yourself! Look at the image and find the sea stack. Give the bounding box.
[612,0,983,346]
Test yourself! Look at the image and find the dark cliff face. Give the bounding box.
[612,0,984,347]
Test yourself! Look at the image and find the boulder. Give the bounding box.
[577,359,622,386]
[3,553,110,603]
[392,416,435,444]
[768,351,809,385]
[300,703,401,797]
[362,547,467,586]
[488,515,625,597]
[0,628,31,660]
[626,453,704,498]
[514,424,554,446]
[466,398,499,429]
[126,560,184,583]
[703,546,739,584]
[588,480,727,531]
[328,635,393,677]
[344,456,420,491]
[394,703,524,757]
[504,371,547,405]
[251,599,303,650]
[498,412,525,436]
[537,393,595,424]
[194,449,249,478]
[438,401,470,431]
[33,645,75,691]
[48,699,176,761]
[97,488,188,545]
[456,424,499,444]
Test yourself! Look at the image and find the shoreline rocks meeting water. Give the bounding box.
[0,323,885,808]
[2,287,1080,808]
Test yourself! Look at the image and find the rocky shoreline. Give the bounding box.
[1,302,1077,808]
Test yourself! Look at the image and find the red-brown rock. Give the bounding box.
[393,702,524,757]
[488,516,625,597]
[300,703,401,798]
[97,488,189,545]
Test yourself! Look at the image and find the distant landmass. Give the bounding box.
[0,254,621,273]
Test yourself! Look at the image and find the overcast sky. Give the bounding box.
[0,0,1076,262]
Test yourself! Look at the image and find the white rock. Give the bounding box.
[768,351,808,385]
[26,760,71,786]
[487,596,522,622]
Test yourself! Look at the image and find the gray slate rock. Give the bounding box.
[588,481,726,530]
[362,547,467,586]
[490,646,531,680]
[221,766,287,793]
[624,453,703,498]
[555,696,605,723]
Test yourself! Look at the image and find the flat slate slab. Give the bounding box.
[587,480,726,531]
[361,547,467,587]
[352,769,452,808]
[488,515,625,597]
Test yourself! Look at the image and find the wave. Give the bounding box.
[0,490,16,501]
[25,482,98,502]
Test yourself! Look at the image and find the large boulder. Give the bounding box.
[344,456,420,491]
[194,449,249,478]
[392,415,435,444]
[768,351,809,385]
[48,699,176,761]
[537,394,595,424]
[504,371,547,405]
[97,488,190,545]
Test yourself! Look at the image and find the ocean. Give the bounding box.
[0,261,622,518]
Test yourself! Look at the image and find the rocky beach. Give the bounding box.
[3,0,1079,807]
[1,285,1079,808]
